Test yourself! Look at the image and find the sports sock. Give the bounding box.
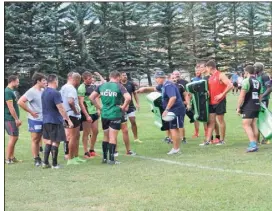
[102,141,109,160]
[51,146,59,166]
[89,149,95,153]
[108,143,116,161]
[216,135,220,139]
[44,144,52,165]
[64,141,69,155]
[211,135,214,140]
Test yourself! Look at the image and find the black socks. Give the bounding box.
[44,144,52,165]
[51,146,59,166]
[108,143,116,162]
[102,141,109,160]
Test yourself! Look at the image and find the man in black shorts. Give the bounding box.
[90,71,131,164]
[61,72,86,165]
[41,74,73,169]
[5,75,22,164]
[78,71,100,159]
[120,72,142,143]
[237,65,261,152]
[172,70,193,143]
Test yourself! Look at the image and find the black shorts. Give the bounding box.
[209,99,226,115]
[241,110,259,119]
[65,116,81,128]
[4,120,19,136]
[233,82,238,87]
[121,113,128,124]
[102,118,122,130]
[169,114,185,129]
[81,113,99,123]
[43,123,66,142]
[127,107,136,114]
[262,100,269,108]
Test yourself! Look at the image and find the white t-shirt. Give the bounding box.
[23,87,43,121]
[238,77,244,86]
[60,84,81,118]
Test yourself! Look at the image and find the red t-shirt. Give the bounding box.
[208,70,227,105]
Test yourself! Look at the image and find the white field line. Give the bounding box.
[135,155,272,177]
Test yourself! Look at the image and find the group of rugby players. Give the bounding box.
[4,60,272,167]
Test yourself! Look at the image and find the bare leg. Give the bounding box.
[6,135,18,160]
[216,115,226,140]
[170,128,181,150]
[121,123,130,152]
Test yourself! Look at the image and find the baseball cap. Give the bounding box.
[154,70,166,78]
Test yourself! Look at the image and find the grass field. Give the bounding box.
[5,94,272,211]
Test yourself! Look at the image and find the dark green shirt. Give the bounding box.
[4,87,20,121]
[96,82,127,119]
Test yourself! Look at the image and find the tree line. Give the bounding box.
[4,2,272,91]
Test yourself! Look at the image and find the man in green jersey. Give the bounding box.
[254,62,270,144]
[5,75,22,164]
[237,65,261,152]
[78,71,100,159]
[90,71,131,165]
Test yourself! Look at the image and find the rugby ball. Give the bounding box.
[162,112,176,122]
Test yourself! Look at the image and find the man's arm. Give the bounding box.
[261,87,272,99]
[78,96,89,117]
[89,91,102,110]
[68,97,79,114]
[18,96,38,118]
[6,101,19,120]
[165,96,177,111]
[133,92,140,108]
[94,72,105,84]
[135,86,156,93]
[56,103,73,128]
[237,90,246,114]
[120,93,131,111]
[220,73,234,95]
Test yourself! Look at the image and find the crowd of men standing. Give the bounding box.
[4,60,272,167]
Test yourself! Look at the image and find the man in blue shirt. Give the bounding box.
[191,65,202,82]
[231,72,239,95]
[137,70,186,154]
[41,74,73,169]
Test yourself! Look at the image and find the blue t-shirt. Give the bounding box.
[231,74,239,83]
[156,81,185,115]
[191,76,201,82]
[41,87,64,124]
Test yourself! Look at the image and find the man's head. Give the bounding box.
[71,72,81,88]
[47,74,59,88]
[82,71,92,85]
[172,70,181,80]
[32,72,47,88]
[67,71,74,81]
[8,75,19,89]
[244,65,255,78]
[109,71,121,82]
[253,62,264,75]
[205,60,217,74]
[196,61,206,75]
[121,72,128,83]
[154,70,166,85]
[170,74,177,83]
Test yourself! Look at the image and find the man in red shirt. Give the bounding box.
[200,60,233,146]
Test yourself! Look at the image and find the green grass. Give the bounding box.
[5,94,272,211]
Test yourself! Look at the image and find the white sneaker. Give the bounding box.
[114,152,119,157]
[167,148,180,155]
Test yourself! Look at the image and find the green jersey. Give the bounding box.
[77,83,97,114]
[257,73,270,100]
[4,87,20,121]
[96,82,127,119]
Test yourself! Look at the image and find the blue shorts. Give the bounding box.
[169,114,184,129]
[28,119,43,133]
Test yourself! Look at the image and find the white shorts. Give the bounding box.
[127,111,136,118]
